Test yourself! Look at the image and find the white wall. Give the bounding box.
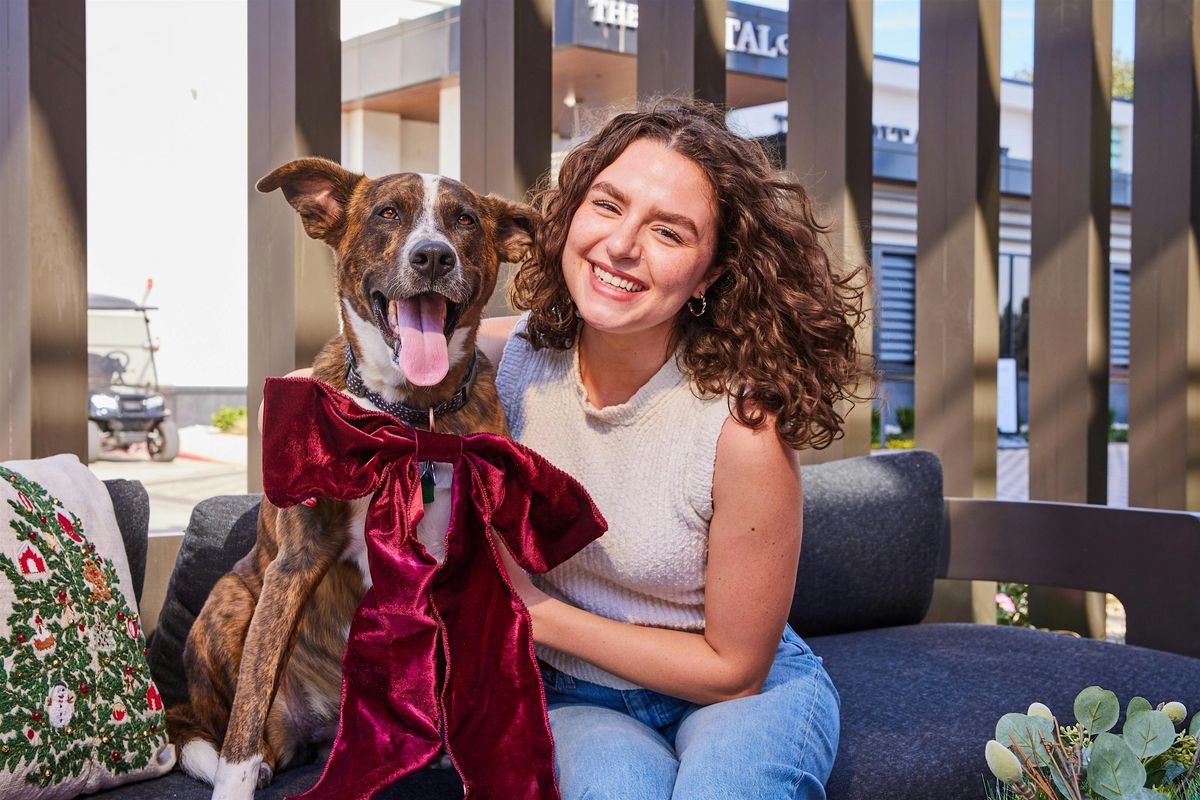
[86,0,247,389]
[438,84,461,179]
[342,110,440,176]
[727,56,1133,171]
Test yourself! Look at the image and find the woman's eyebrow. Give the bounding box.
[591,181,629,205]
[590,180,699,238]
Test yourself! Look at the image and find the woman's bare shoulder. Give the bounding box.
[478,315,521,365]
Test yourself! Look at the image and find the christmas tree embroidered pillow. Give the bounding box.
[0,455,174,799]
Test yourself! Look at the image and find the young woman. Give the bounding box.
[477,99,876,799]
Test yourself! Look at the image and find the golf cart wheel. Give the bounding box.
[148,419,180,462]
[87,421,102,463]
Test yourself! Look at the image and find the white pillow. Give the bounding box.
[0,454,175,799]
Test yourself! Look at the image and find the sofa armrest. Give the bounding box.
[938,497,1200,658]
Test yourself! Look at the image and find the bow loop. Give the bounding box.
[465,439,607,575]
[262,377,420,508]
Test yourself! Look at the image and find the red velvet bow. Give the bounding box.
[261,377,606,800]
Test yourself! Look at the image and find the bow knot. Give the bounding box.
[414,428,462,464]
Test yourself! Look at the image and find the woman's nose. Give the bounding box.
[605,220,641,262]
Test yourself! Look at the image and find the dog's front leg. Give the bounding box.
[211,532,335,800]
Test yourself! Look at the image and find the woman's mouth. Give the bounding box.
[589,262,647,294]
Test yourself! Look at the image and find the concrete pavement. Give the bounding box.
[87,425,247,535]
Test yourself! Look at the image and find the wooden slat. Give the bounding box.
[247,0,341,491]
[942,497,1200,658]
[1129,0,1200,512]
[0,2,33,461]
[460,0,553,317]
[1026,0,1113,637]
[1029,0,1112,507]
[787,0,874,464]
[636,0,726,104]
[915,0,1001,623]
[0,0,87,461]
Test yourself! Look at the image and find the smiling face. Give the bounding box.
[338,173,491,387]
[257,159,533,390]
[562,138,719,342]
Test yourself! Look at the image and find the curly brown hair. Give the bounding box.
[509,98,877,450]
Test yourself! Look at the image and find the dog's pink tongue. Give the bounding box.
[395,294,449,386]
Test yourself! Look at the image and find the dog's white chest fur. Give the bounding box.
[341,461,454,587]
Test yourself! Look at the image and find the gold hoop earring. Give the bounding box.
[687,295,707,317]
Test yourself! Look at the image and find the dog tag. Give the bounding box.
[420,461,436,505]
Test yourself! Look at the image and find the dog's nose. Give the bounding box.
[409,240,457,280]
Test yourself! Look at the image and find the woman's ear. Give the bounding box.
[481,195,539,263]
[700,268,729,297]
[256,158,363,244]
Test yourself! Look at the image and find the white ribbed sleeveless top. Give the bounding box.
[496,315,732,690]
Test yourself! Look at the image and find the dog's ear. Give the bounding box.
[256,158,363,243]
[481,195,538,263]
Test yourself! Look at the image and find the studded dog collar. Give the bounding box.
[344,342,478,429]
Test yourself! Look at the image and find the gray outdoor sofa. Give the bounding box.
[91,449,1200,799]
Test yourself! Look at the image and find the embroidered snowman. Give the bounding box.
[46,680,76,729]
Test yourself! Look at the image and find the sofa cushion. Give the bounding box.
[102,479,149,606]
[84,760,466,799]
[791,449,943,637]
[146,494,260,709]
[810,623,1200,800]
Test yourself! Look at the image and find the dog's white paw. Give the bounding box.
[180,740,219,785]
[210,755,263,800]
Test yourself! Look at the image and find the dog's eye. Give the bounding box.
[456,213,477,227]
[378,207,399,220]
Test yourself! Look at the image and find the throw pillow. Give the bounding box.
[0,454,174,799]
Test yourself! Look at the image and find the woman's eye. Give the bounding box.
[655,227,683,243]
[593,200,619,213]
[378,207,399,220]
[457,213,477,227]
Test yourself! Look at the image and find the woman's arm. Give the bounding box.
[503,412,804,705]
[477,314,521,365]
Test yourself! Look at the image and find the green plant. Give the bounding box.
[211,405,248,435]
[1109,409,1129,443]
[871,406,881,447]
[895,406,915,436]
[984,687,1200,799]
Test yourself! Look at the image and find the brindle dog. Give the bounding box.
[166,158,533,800]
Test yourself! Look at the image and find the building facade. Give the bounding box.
[340,0,1136,430]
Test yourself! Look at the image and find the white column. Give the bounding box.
[341,108,402,176]
[439,84,461,180]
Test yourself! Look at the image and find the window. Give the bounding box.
[999,254,1030,372]
[873,248,916,367]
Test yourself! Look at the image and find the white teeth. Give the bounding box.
[387,299,401,337]
[592,264,645,293]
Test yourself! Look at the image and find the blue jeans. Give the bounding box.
[540,626,840,800]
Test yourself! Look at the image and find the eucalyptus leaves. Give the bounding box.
[985,686,1200,800]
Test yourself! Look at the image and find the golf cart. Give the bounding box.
[87,293,178,463]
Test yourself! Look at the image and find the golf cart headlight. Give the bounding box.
[91,394,119,412]
[144,396,164,410]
